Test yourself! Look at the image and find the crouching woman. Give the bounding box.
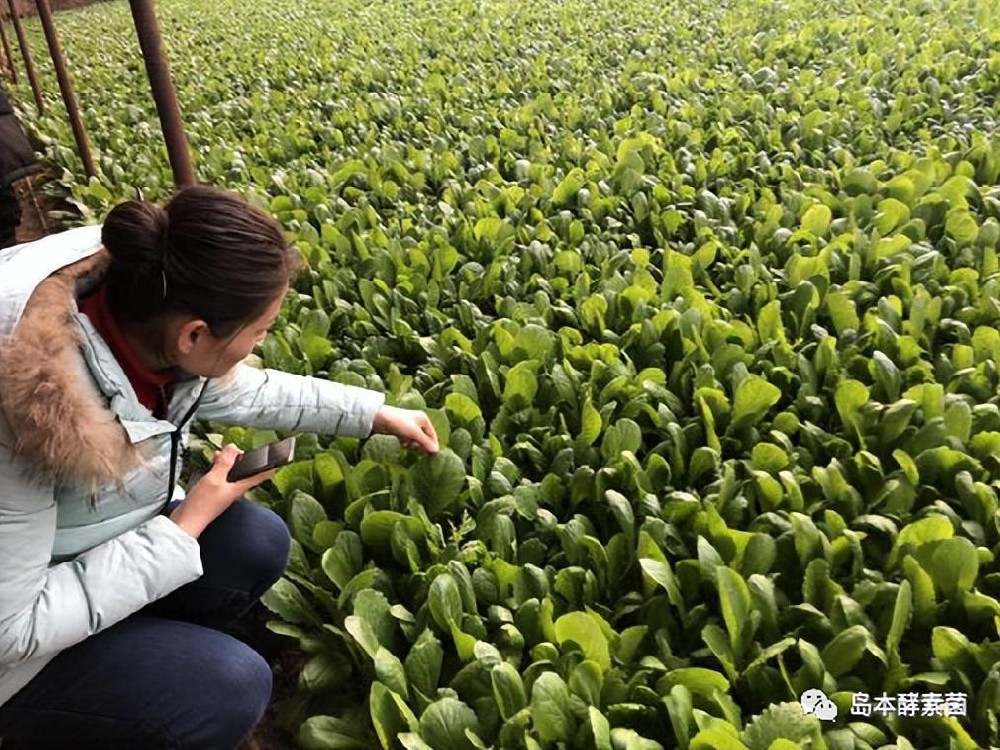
[0,186,438,749]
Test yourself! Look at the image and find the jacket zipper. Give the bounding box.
[164,380,209,509]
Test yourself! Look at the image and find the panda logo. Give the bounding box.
[800,688,838,721]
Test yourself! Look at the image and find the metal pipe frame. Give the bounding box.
[0,10,16,82]
[5,0,43,113]
[128,0,196,188]
[35,0,95,178]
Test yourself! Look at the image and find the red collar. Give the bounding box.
[79,284,176,418]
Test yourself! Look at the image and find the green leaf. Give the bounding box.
[312,520,343,551]
[931,627,974,672]
[552,168,587,206]
[445,391,482,423]
[355,588,395,645]
[343,608,389,662]
[301,333,334,369]
[914,447,982,484]
[568,660,604,706]
[370,681,418,749]
[261,577,320,626]
[800,204,831,236]
[300,652,351,693]
[405,629,444,700]
[691,728,749,750]
[820,624,869,677]
[658,667,730,698]
[398,734,435,750]
[605,490,636,544]
[844,168,878,195]
[424,409,452,448]
[360,510,409,550]
[531,671,574,742]
[903,556,938,629]
[576,397,603,449]
[834,379,869,441]
[419,698,480,750]
[730,375,781,432]
[740,534,777,576]
[449,622,478,662]
[492,662,528,719]
[750,443,788,474]
[639,558,685,614]
[702,623,738,682]
[554,612,611,671]
[321,530,363,589]
[274,460,316,498]
[925,536,979,599]
[331,562,379,607]
[298,716,370,750]
[601,418,642,461]
[893,449,920,486]
[428,573,464,631]
[874,198,911,234]
[409,449,466,518]
[767,740,804,750]
[474,216,505,243]
[945,207,979,244]
[743,636,797,675]
[889,515,954,568]
[886,579,912,657]
[374,647,409,699]
[580,295,608,332]
[362,434,403,464]
[288,490,328,552]
[588,706,613,750]
[314,451,347,500]
[503,360,540,407]
[741,702,823,747]
[825,291,859,334]
[872,351,901,402]
[717,567,752,657]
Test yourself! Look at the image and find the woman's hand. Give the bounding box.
[170,444,276,538]
[372,405,440,454]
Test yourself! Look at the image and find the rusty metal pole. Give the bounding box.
[0,12,17,83]
[128,0,195,187]
[6,0,43,113]
[34,0,96,178]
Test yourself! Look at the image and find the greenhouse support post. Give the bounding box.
[128,0,196,187]
[35,0,96,178]
[5,0,43,113]
[0,11,16,83]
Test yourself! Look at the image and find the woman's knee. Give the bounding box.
[200,500,290,593]
[174,633,273,748]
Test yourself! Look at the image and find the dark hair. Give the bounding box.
[101,185,301,338]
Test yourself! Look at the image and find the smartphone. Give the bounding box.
[226,436,296,482]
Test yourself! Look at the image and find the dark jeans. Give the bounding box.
[0,500,291,750]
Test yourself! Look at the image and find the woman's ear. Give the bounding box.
[176,319,210,355]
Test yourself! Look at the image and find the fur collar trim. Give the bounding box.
[0,249,144,488]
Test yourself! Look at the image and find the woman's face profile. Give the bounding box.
[172,289,286,378]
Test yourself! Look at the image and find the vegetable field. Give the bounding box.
[10,0,1000,747]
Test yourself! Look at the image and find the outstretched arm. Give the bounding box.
[196,364,438,452]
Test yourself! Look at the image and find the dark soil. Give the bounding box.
[12,173,59,245]
[234,605,304,750]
